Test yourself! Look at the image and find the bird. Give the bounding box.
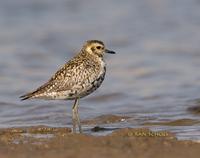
[20,40,115,133]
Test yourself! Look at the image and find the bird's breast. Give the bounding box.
[77,59,106,98]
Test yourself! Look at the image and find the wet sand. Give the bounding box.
[0,126,200,158]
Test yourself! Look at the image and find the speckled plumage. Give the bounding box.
[20,40,115,133]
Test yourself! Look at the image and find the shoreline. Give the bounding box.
[0,126,200,158]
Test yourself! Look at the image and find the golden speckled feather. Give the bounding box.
[20,42,109,100]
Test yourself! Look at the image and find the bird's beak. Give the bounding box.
[105,49,116,54]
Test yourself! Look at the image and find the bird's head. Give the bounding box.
[82,40,115,57]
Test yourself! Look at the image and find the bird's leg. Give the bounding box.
[72,98,82,133]
[72,99,78,133]
[74,98,82,133]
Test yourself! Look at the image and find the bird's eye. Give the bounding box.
[96,46,101,50]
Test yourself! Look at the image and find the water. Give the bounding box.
[0,0,200,140]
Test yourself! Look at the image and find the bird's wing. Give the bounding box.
[20,56,99,100]
[49,58,99,93]
[20,59,77,100]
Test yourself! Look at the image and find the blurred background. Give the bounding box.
[0,0,200,140]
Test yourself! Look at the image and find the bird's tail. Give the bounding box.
[20,91,36,101]
[20,82,51,101]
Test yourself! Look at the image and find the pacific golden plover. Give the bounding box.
[20,40,115,133]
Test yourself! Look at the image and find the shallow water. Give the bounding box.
[0,0,200,140]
